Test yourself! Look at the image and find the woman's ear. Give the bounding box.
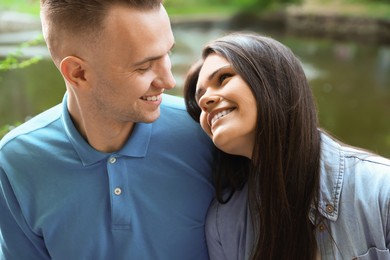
[60,56,87,88]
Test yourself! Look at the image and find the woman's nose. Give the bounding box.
[199,95,221,112]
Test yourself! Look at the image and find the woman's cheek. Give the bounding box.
[199,113,211,136]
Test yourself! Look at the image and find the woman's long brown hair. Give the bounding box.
[184,33,321,260]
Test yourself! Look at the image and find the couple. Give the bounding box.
[0,1,389,259]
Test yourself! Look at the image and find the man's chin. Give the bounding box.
[141,111,161,124]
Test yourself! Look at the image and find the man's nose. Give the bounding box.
[153,55,176,90]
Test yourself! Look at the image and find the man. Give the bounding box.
[0,1,215,259]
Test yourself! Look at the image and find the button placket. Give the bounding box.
[114,187,122,196]
[107,155,131,228]
[108,156,122,198]
[109,156,117,164]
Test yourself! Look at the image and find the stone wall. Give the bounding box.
[225,10,390,45]
[286,13,390,44]
[0,11,41,33]
[2,9,389,45]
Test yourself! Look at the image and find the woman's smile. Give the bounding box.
[208,108,235,127]
[196,54,257,158]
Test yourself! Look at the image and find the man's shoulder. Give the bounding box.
[159,94,195,125]
[156,94,212,144]
[0,104,62,150]
[161,93,186,111]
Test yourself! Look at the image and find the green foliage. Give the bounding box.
[0,36,43,137]
[345,0,388,3]
[0,0,40,15]
[1,0,389,18]
[165,0,300,14]
[250,0,303,8]
[0,123,20,139]
[365,3,390,18]
[0,35,43,71]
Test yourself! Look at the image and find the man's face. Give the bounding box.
[83,4,175,125]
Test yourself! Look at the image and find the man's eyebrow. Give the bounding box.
[132,43,175,67]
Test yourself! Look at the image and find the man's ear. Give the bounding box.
[60,56,87,88]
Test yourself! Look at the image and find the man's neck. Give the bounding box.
[67,95,135,153]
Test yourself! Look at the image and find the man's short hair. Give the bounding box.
[40,0,163,62]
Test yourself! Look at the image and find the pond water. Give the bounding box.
[1,23,390,157]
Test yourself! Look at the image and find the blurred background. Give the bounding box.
[1,0,390,157]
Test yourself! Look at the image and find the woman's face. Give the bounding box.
[195,54,257,158]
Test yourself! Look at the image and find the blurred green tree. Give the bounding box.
[0,35,43,72]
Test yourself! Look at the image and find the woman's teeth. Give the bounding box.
[211,109,233,125]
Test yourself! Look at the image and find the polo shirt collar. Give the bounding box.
[61,94,151,166]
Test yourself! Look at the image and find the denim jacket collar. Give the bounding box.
[310,133,344,223]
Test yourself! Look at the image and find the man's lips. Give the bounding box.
[140,93,162,101]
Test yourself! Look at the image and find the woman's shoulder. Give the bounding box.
[321,132,390,184]
[319,132,390,220]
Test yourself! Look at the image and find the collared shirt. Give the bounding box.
[0,94,215,260]
[206,132,390,259]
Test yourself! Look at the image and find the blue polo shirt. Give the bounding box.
[0,94,215,260]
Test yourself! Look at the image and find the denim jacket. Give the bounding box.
[311,133,390,259]
[206,133,390,260]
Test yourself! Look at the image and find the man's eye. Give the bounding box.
[137,63,152,72]
[137,66,151,72]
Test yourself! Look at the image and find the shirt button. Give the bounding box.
[326,204,334,213]
[109,157,117,164]
[114,187,122,195]
[318,224,325,232]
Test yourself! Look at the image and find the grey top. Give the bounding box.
[205,133,390,259]
[206,183,253,260]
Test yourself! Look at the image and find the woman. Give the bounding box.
[184,33,390,260]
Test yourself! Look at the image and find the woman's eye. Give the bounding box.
[195,89,205,104]
[219,73,232,85]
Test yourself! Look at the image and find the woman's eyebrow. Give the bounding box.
[207,64,231,82]
[195,64,231,102]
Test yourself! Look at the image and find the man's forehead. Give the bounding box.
[99,5,174,65]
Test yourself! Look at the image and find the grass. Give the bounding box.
[293,0,390,19]
[365,3,390,18]
[0,0,40,15]
[1,0,389,19]
[0,0,251,17]
[165,5,240,16]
